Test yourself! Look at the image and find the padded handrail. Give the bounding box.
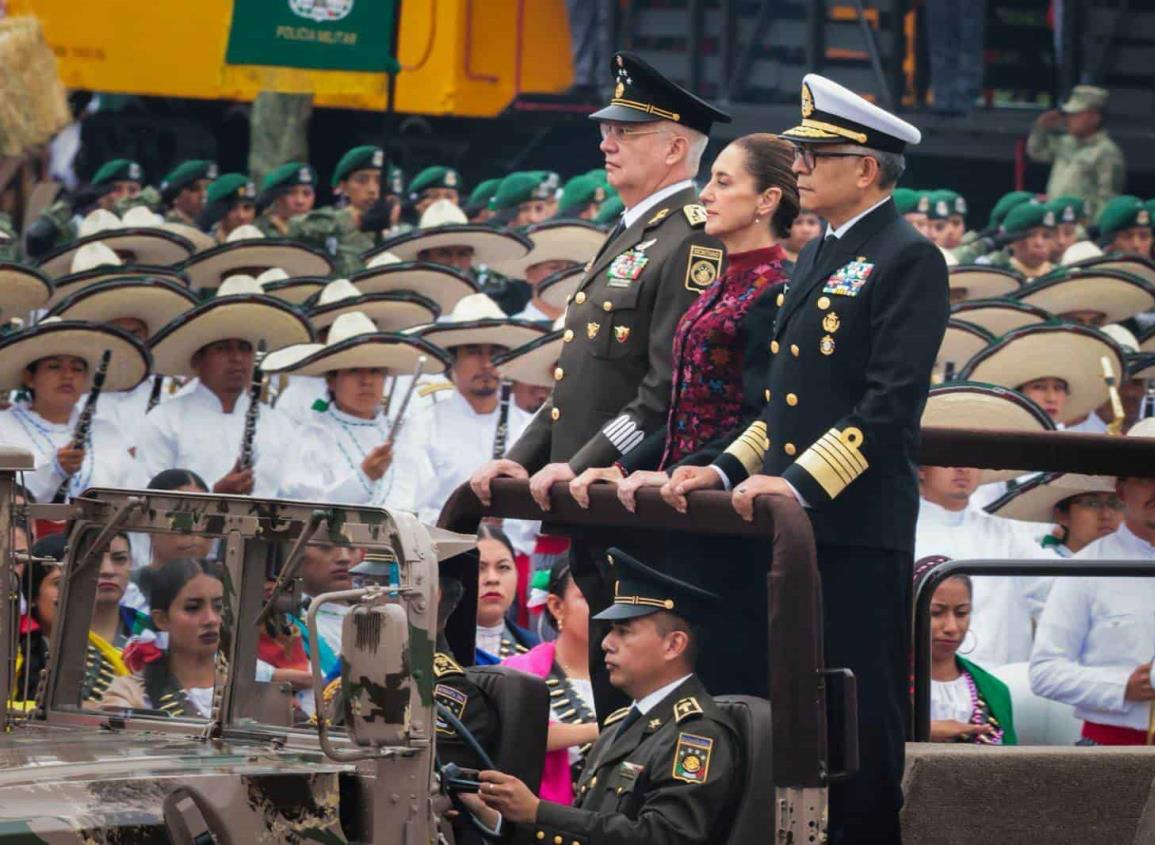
[919,426,1155,475]
[437,479,828,789]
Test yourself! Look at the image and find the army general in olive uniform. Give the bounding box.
[472,548,741,845]
[472,51,732,511]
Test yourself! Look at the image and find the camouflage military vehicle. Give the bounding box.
[0,446,477,844]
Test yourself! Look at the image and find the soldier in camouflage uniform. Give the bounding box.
[952,190,1034,265]
[0,214,18,262]
[200,173,257,243]
[290,146,389,276]
[159,160,219,226]
[1097,195,1153,258]
[247,91,313,187]
[24,158,145,259]
[976,201,1054,278]
[1027,85,1125,219]
[255,162,316,237]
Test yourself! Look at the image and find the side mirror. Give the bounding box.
[341,600,411,747]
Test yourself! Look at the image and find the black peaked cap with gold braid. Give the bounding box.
[594,547,719,623]
[590,51,732,135]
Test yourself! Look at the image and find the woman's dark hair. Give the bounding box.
[477,523,515,558]
[22,534,67,616]
[913,555,972,597]
[543,559,575,632]
[148,469,209,492]
[732,134,801,240]
[150,557,222,614]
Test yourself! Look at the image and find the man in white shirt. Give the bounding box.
[1029,420,1155,744]
[491,220,605,323]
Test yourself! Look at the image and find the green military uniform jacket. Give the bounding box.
[506,184,725,474]
[1026,126,1125,219]
[288,205,374,277]
[29,198,78,255]
[520,675,740,845]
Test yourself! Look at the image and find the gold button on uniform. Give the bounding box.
[554,836,564,845]
[791,344,800,357]
[602,301,613,312]
[770,340,780,354]
[817,296,831,310]
[563,329,574,342]
[776,293,785,306]
[551,407,561,421]
[764,389,771,402]
[786,393,798,406]
[554,367,564,381]
[785,443,797,455]
[575,292,587,305]
[536,833,545,842]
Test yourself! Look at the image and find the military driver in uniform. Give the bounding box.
[467,548,741,844]
[471,51,731,507]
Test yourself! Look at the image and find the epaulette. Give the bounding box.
[683,204,708,227]
[433,652,465,679]
[603,706,632,726]
[417,381,455,399]
[673,696,704,724]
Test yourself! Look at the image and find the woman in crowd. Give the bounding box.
[102,557,224,717]
[987,472,1123,557]
[474,524,538,664]
[918,556,1018,745]
[503,559,598,804]
[13,537,64,703]
[569,133,798,508]
[782,209,823,267]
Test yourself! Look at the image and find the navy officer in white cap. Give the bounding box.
[665,74,949,843]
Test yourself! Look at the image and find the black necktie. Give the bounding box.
[616,705,642,739]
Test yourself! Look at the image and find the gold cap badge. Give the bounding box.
[801,82,815,118]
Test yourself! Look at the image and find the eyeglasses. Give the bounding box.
[1067,494,1124,511]
[599,124,669,142]
[791,145,869,171]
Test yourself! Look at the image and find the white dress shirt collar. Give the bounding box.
[634,673,693,715]
[622,179,695,229]
[826,195,892,240]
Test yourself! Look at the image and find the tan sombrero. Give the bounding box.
[1061,241,1103,265]
[1011,267,1155,325]
[0,263,53,320]
[160,221,218,253]
[921,381,1055,483]
[178,224,333,291]
[261,310,450,378]
[45,277,198,336]
[364,200,532,266]
[1141,325,1155,353]
[949,265,1024,301]
[937,319,994,371]
[949,298,1050,337]
[416,292,548,351]
[47,242,188,307]
[492,317,565,387]
[352,252,480,313]
[1066,254,1155,288]
[489,220,605,278]
[309,278,439,333]
[0,318,151,391]
[986,472,1117,523]
[36,208,195,277]
[147,275,314,377]
[958,322,1126,424]
[1128,352,1155,380]
[538,264,587,311]
[223,267,327,306]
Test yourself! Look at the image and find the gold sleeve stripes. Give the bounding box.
[794,426,868,499]
[722,420,770,476]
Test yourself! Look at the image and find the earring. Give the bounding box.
[755,216,761,223]
[557,618,565,632]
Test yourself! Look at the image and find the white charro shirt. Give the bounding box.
[131,381,299,497]
[94,377,177,446]
[270,375,327,427]
[0,404,134,501]
[1029,524,1155,732]
[393,389,531,524]
[914,498,1052,670]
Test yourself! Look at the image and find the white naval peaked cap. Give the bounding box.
[781,74,921,153]
[225,224,266,243]
[365,250,402,269]
[70,241,123,273]
[419,199,469,229]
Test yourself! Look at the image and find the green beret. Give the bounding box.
[594,194,625,226]
[206,173,257,206]
[1098,195,1152,242]
[1002,200,1055,235]
[989,191,1035,228]
[491,171,559,211]
[260,161,316,193]
[927,189,966,221]
[558,174,609,215]
[408,166,461,199]
[1047,194,1091,225]
[893,188,930,216]
[585,168,610,185]
[92,159,144,187]
[331,145,385,188]
[1145,198,1155,218]
[466,177,502,210]
[160,160,219,197]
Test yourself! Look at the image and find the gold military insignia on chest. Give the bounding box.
[614,325,631,343]
[685,245,723,293]
[587,321,601,339]
[822,311,841,333]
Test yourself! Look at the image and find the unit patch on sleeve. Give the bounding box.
[434,683,468,736]
[685,245,724,292]
[672,732,714,784]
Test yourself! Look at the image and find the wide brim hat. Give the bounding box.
[261,275,328,305]
[351,261,479,313]
[179,239,333,291]
[0,263,53,319]
[921,381,1055,483]
[47,266,189,308]
[45,277,198,336]
[949,266,1023,301]
[416,292,547,351]
[1011,268,1155,325]
[958,323,1126,424]
[986,472,1117,523]
[265,313,451,379]
[310,291,440,333]
[950,298,1050,337]
[1128,352,1155,380]
[489,221,605,278]
[366,225,532,267]
[1141,325,1155,354]
[148,293,314,377]
[0,319,150,391]
[493,330,565,388]
[1067,255,1155,288]
[538,264,586,311]
[36,228,194,277]
[160,222,218,253]
[937,319,994,370]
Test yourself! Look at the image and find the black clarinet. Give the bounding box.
[145,374,164,412]
[52,349,111,502]
[236,341,267,471]
[491,380,512,459]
